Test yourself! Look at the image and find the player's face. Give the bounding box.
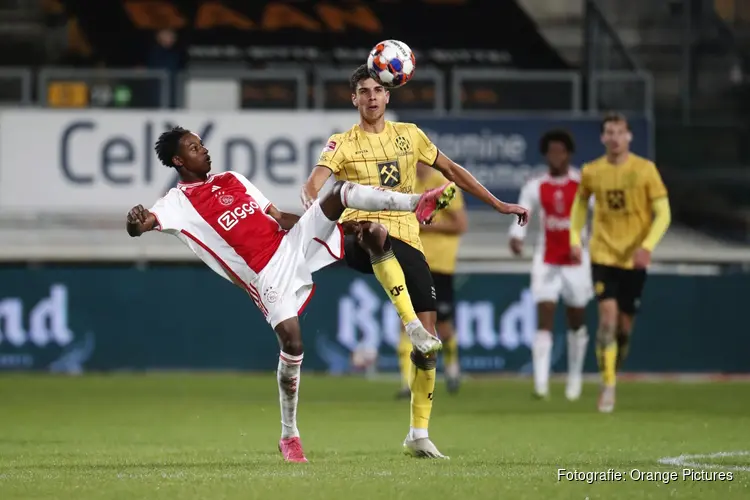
[545,141,570,175]
[601,121,632,155]
[352,78,390,121]
[176,132,212,175]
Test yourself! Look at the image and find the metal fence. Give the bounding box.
[0,66,653,116]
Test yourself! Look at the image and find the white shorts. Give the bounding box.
[254,201,344,329]
[530,253,593,308]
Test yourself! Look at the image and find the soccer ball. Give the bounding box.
[367,40,416,89]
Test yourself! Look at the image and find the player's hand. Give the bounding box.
[300,186,317,211]
[127,204,151,226]
[570,245,582,265]
[633,248,651,269]
[509,237,523,256]
[501,203,529,226]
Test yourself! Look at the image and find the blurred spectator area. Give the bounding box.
[0,0,746,256]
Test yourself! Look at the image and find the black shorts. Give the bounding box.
[343,235,437,314]
[432,272,455,322]
[591,263,647,315]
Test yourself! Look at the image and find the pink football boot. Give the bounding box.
[415,182,457,224]
[279,437,308,463]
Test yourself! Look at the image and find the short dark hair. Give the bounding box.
[155,126,190,168]
[601,111,629,133]
[350,64,372,93]
[540,129,575,154]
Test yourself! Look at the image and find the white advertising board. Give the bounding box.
[0,110,393,214]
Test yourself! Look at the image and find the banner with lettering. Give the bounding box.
[0,110,383,214]
[0,265,747,374]
[403,114,653,208]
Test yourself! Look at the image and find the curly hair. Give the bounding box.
[539,129,576,155]
[154,126,190,168]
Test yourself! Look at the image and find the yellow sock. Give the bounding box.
[442,336,458,370]
[596,343,618,386]
[371,250,418,325]
[409,350,437,430]
[397,329,412,389]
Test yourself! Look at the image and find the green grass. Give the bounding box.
[1,374,749,499]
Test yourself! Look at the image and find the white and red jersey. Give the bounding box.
[149,171,285,288]
[509,170,586,266]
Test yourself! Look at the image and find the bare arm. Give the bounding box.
[301,166,333,209]
[419,206,468,235]
[432,152,528,225]
[126,205,157,237]
[267,204,301,230]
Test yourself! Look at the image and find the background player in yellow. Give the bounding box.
[396,163,467,398]
[569,113,671,413]
[301,64,529,458]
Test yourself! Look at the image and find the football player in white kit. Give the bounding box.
[509,130,592,400]
[125,127,455,463]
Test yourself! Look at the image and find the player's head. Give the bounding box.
[600,112,632,155]
[539,129,575,175]
[155,126,212,178]
[350,64,389,122]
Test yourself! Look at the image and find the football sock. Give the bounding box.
[567,326,589,379]
[341,181,419,212]
[409,349,437,438]
[596,341,618,387]
[370,250,419,325]
[443,335,460,379]
[277,351,303,439]
[532,330,553,395]
[616,331,631,370]
[397,329,412,390]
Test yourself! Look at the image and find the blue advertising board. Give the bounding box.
[403,115,652,207]
[0,265,746,375]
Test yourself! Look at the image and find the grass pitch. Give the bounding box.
[1,374,749,499]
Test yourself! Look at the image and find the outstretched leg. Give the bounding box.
[274,318,307,463]
[318,180,456,225]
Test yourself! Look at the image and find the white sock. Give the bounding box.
[341,181,419,212]
[409,427,429,440]
[567,326,589,380]
[532,330,553,395]
[277,351,303,439]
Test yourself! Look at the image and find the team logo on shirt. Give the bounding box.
[219,194,235,206]
[378,160,401,188]
[264,287,279,304]
[394,136,411,154]
[606,190,626,211]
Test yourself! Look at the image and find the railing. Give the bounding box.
[0,66,653,116]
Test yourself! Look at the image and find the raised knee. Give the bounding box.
[360,223,389,251]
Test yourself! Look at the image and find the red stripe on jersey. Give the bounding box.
[298,284,316,315]
[181,174,284,273]
[181,229,268,316]
[312,224,345,261]
[539,177,580,265]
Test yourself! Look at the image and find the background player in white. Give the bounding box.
[124,127,454,463]
[509,130,592,401]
